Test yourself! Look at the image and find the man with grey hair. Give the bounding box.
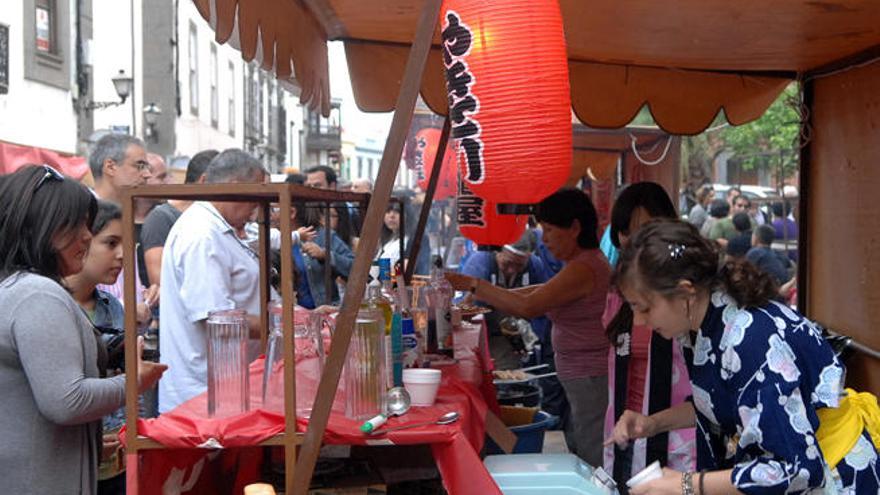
[351,177,373,194]
[158,149,270,412]
[91,134,155,326]
[90,133,152,204]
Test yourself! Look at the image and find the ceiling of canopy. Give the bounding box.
[195,0,880,134]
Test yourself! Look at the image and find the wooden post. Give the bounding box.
[324,203,333,301]
[405,117,451,282]
[292,0,444,491]
[121,191,140,494]
[278,188,299,492]
[259,203,271,351]
[798,79,814,313]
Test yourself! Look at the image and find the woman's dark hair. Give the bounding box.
[0,165,97,283]
[333,204,355,247]
[380,201,405,247]
[609,182,677,249]
[535,188,599,249]
[605,182,677,341]
[293,200,322,229]
[614,219,778,309]
[92,200,122,235]
[708,199,730,219]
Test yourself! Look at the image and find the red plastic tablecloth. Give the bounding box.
[124,355,501,494]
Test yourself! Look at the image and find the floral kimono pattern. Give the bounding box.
[681,292,879,494]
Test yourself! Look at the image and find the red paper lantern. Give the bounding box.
[413,127,458,200]
[441,0,572,204]
[457,180,527,247]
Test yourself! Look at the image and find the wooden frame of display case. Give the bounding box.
[120,182,371,493]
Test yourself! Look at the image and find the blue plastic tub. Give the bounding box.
[485,453,611,495]
[485,410,558,454]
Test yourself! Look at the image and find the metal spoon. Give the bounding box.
[367,411,460,436]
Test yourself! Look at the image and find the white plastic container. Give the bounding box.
[402,368,442,406]
[626,460,662,488]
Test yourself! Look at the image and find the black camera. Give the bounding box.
[96,326,125,372]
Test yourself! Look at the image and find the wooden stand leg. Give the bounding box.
[292,0,444,493]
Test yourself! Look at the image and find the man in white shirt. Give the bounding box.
[158,149,268,412]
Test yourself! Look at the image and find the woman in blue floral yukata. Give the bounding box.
[607,220,879,494]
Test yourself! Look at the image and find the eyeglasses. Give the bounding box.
[132,159,151,172]
[35,164,64,191]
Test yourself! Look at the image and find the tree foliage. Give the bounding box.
[719,83,802,178]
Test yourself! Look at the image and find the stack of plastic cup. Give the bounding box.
[402,368,442,406]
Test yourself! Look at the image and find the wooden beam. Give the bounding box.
[324,205,333,302]
[120,182,369,202]
[798,80,814,314]
[484,410,517,454]
[278,189,299,493]
[804,43,880,81]
[121,190,140,494]
[405,116,450,283]
[259,204,271,351]
[302,0,348,40]
[292,0,444,492]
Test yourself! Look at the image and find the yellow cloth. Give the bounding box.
[816,388,880,469]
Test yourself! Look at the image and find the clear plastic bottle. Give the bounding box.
[365,265,393,336]
[428,260,454,356]
[344,306,387,420]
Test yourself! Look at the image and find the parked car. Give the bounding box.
[712,183,784,202]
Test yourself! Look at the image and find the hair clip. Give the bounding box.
[668,243,686,259]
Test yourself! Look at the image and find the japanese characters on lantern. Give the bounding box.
[441,0,572,205]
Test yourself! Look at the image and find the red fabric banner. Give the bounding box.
[0,140,89,179]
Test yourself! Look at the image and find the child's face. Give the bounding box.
[82,219,124,285]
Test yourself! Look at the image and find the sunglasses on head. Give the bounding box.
[35,164,64,191]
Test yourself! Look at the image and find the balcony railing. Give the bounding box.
[306,125,342,151]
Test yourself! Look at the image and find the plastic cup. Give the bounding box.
[626,460,662,488]
[402,369,442,406]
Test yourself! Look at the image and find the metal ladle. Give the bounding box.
[367,411,460,436]
[359,387,411,434]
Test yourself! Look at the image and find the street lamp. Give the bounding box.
[111,70,133,104]
[143,102,162,142]
[81,69,133,111]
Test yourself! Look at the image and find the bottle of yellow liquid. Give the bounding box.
[365,263,393,335]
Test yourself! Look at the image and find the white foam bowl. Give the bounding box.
[403,369,442,406]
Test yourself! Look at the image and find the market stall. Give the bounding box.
[134,1,880,493]
[120,182,516,493]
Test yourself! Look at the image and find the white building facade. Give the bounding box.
[0,0,80,154]
[0,0,307,175]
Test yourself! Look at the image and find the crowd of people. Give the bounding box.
[686,184,798,304]
[1,135,878,494]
